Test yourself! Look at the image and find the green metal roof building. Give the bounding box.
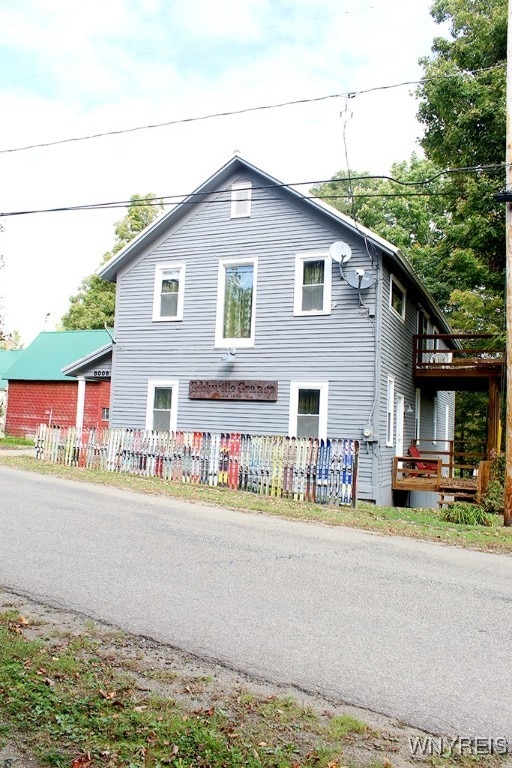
[4,330,113,437]
[0,349,24,391]
[5,330,112,381]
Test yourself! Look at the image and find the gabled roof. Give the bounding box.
[0,349,24,390]
[5,330,113,381]
[98,155,402,283]
[98,155,451,333]
[62,343,112,378]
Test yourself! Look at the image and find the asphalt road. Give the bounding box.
[1,465,511,739]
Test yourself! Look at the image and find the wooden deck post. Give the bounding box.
[487,378,500,457]
[504,0,512,526]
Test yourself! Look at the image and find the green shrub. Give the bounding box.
[481,478,504,516]
[490,452,505,483]
[481,453,505,515]
[442,502,493,527]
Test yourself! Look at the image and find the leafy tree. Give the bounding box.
[418,0,506,168]
[313,1,508,454]
[416,0,507,334]
[311,155,456,305]
[415,0,507,461]
[62,194,164,330]
[0,329,23,351]
[314,1,506,337]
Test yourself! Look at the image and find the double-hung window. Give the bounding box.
[390,275,406,321]
[230,181,252,218]
[289,382,328,440]
[294,252,332,315]
[146,380,178,432]
[216,258,257,347]
[152,263,185,321]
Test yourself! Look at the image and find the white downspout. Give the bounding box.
[76,376,86,431]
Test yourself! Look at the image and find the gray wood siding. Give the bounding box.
[110,174,379,498]
[376,265,417,503]
[375,263,455,504]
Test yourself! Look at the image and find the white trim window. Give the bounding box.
[390,275,406,321]
[289,381,328,440]
[386,376,395,446]
[146,380,178,432]
[294,252,332,316]
[230,181,252,218]
[152,263,185,321]
[215,258,257,348]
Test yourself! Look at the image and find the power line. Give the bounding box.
[0,64,504,157]
[0,163,505,218]
[0,194,461,218]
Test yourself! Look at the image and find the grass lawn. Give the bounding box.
[0,607,368,768]
[0,600,506,768]
[0,435,35,447]
[0,454,511,554]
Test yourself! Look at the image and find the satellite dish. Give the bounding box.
[329,241,352,264]
[345,269,375,290]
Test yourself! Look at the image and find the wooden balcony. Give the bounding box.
[413,334,504,392]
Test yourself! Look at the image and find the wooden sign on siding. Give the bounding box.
[189,379,278,401]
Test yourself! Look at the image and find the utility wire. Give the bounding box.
[0,64,504,156]
[0,163,505,218]
[0,194,463,218]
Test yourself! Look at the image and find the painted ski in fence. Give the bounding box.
[34,425,358,506]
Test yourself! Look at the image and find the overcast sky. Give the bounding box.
[0,0,447,345]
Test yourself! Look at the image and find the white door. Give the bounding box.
[396,394,405,458]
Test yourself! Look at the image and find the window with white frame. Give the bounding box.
[152,263,185,321]
[390,275,406,321]
[294,252,332,315]
[386,376,395,446]
[215,259,257,347]
[146,380,178,432]
[289,382,328,440]
[230,181,252,218]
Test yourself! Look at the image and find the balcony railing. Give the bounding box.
[392,439,490,502]
[413,334,504,390]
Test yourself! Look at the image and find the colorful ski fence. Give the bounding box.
[35,425,359,506]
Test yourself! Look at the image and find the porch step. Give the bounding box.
[438,489,478,507]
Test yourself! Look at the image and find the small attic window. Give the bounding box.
[230,181,252,218]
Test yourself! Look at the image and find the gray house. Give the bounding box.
[98,155,454,505]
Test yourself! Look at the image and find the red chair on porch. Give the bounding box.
[407,444,437,473]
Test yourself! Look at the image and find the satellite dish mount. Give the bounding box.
[329,241,352,280]
[345,268,376,305]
